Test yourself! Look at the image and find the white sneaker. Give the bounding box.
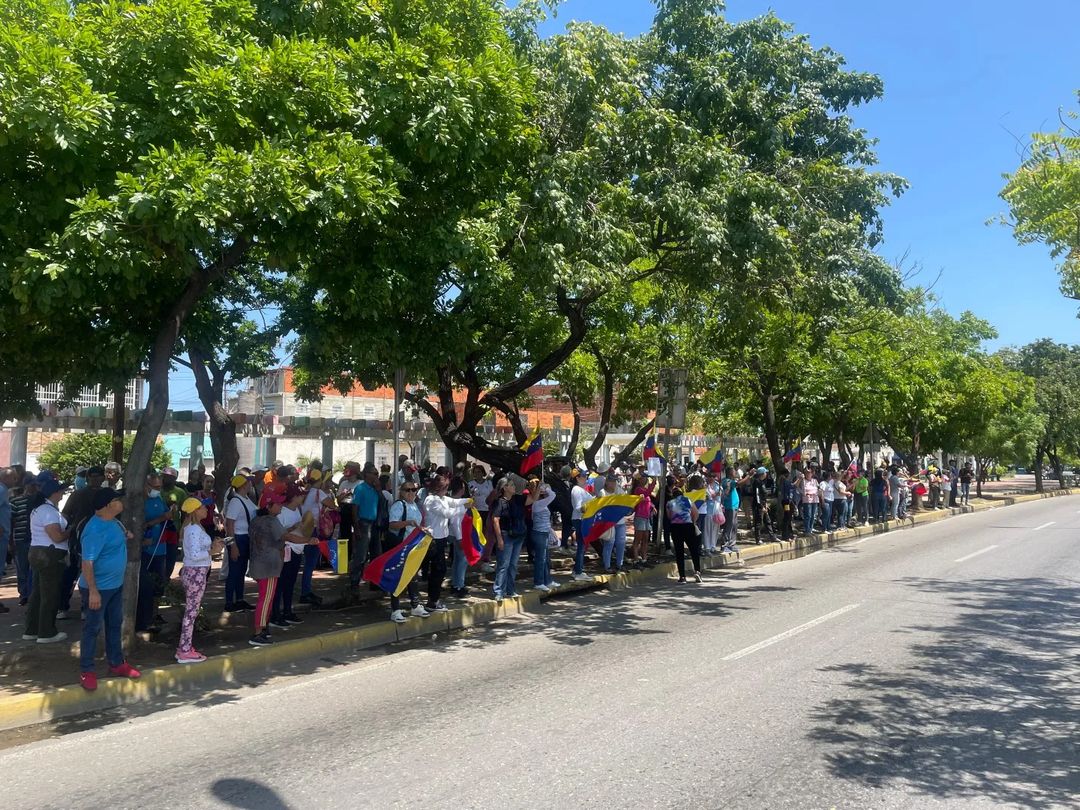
[37,632,68,644]
[410,605,431,618]
[56,610,68,620]
[390,610,407,623]
[548,580,560,589]
[535,584,551,593]
[572,572,594,582]
[429,602,449,613]
[21,634,37,641]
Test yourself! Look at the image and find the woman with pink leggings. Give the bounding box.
[176,497,222,663]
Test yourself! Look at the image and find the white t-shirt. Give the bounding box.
[223,494,257,535]
[337,478,358,503]
[182,523,213,567]
[571,486,594,520]
[30,502,69,550]
[278,506,307,556]
[468,479,493,512]
[301,488,323,523]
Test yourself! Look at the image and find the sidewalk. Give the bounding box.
[0,489,1069,730]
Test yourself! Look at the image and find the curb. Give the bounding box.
[0,488,1071,731]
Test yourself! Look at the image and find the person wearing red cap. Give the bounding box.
[270,484,316,630]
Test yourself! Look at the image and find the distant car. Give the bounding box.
[1016,467,1027,474]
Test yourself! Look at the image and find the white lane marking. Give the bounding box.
[1034,521,1055,531]
[722,604,860,662]
[954,545,999,563]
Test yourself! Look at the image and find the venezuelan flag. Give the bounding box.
[783,444,803,463]
[684,488,709,510]
[643,433,666,462]
[460,507,487,566]
[699,444,724,473]
[579,494,641,544]
[519,427,544,476]
[362,527,432,597]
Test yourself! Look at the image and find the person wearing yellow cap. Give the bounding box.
[177,497,222,663]
[222,474,257,612]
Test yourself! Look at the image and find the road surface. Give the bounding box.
[3,497,1079,809]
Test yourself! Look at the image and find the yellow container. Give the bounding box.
[336,537,349,574]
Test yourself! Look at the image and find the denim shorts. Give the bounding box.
[633,517,650,532]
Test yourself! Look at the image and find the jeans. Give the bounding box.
[451,539,468,590]
[871,493,888,523]
[572,518,586,575]
[802,502,818,535]
[273,550,302,620]
[349,520,373,585]
[494,532,526,597]
[530,527,552,586]
[854,492,868,523]
[25,545,68,638]
[722,507,738,549]
[59,550,81,612]
[136,552,167,631]
[79,586,125,671]
[602,523,627,570]
[961,481,971,504]
[301,543,320,597]
[891,492,901,520]
[671,522,701,579]
[14,540,32,600]
[821,500,834,533]
[424,537,448,607]
[838,498,851,528]
[225,534,250,606]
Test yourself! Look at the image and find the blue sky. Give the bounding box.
[169,0,1080,408]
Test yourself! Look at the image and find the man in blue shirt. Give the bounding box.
[136,473,172,632]
[79,488,140,690]
[349,463,382,587]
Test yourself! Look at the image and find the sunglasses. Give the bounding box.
[403,487,419,492]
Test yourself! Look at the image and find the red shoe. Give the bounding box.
[108,662,141,679]
[79,672,98,691]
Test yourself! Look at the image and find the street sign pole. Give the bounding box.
[653,367,688,556]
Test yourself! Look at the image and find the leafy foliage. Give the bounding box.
[38,433,172,482]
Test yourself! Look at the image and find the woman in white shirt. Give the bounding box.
[270,486,317,628]
[386,481,426,622]
[24,476,71,644]
[421,475,471,614]
[796,468,820,536]
[177,497,223,663]
[527,478,558,591]
[570,470,595,582]
[223,475,258,612]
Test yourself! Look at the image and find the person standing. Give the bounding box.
[159,467,187,583]
[666,484,702,584]
[78,488,141,690]
[0,468,12,614]
[59,465,105,617]
[720,466,741,552]
[23,476,72,644]
[630,473,656,568]
[526,477,559,591]
[348,463,381,590]
[853,468,870,525]
[748,467,777,543]
[270,485,315,628]
[959,463,974,505]
[136,473,172,634]
[796,467,820,536]
[870,469,889,523]
[819,470,836,533]
[223,474,257,612]
[247,490,287,646]
[778,471,795,540]
[421,475,471,613]
[176,497,222,663]
[888,467,902,522]
[700,472,721,554]
[10,475,36,606]
[599,473,629,573]
[569,469,595,583]
[491,477,528,601]
[386,480,427,621]
[448,476,474,598]
[299,471,327,607]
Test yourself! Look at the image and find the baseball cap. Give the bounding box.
[230,474,249,489]
[309,469,323,482]
[757,466,768,475]
[40,478,71,497]
[181,497,204,514]
[162,467,179,478]
[92,488,124,511]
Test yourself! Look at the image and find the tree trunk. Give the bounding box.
[120,238,249,645]
[189,348,239,505]
[759,388,785,476]
[1048,450,1065,490]
[609,417,657,468]
[568,393,581,462]
[583,352,614,471]
[1034,445,1045,493]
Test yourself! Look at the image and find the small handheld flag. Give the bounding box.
[460,507,488,566]
[683,488,709,510]
[362,527,432,597]
[782,444,803,464]
[643,434,666,463]
[699,444,724,473]
[579,494,641,545]
[519,427,544,476]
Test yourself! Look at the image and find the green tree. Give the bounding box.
[1000,95,1080,297]
[38,433,172,482]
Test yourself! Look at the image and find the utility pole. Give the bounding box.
[654,368,687,555]
[392,367,405,488]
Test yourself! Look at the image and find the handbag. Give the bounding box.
[713,510,726,526]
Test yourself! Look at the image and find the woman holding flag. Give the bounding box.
[666,482,702,583]
[526,477,558,592]
[570,470,594,583]
[422,475,472,613]
[386,480,427,620]
[630,472,655,568]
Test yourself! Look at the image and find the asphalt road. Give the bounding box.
[4,497,1079,809]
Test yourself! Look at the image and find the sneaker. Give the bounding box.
[571,572,593,582]
[223,603,238,613]
[176,649,207,664]
[450,587,470,598]
[235,600,256,612]
[299,593,323,606]
[19,597,28,606]
[677,577,687,584]
[283,613,304,624]
[79,672,98,691]
[21,634,37,641]
[37,632,68,644]
[694,572,703,583]
[427,602,449,613]
[548,580,561,590]
[535,584,551,593]
[109,662,141,679]
[248,632,273,647]
[268,619,290,629]
[56,610,69,620]
[390,610,407,623]
[410,605,431,618]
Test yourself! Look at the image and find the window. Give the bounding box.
[295,401,310,416]
[364,405,376,418]
[331,404,344,418]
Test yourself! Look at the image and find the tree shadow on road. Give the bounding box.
[808,576,1080,808]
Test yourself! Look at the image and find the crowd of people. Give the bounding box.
[0,450,976,690]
